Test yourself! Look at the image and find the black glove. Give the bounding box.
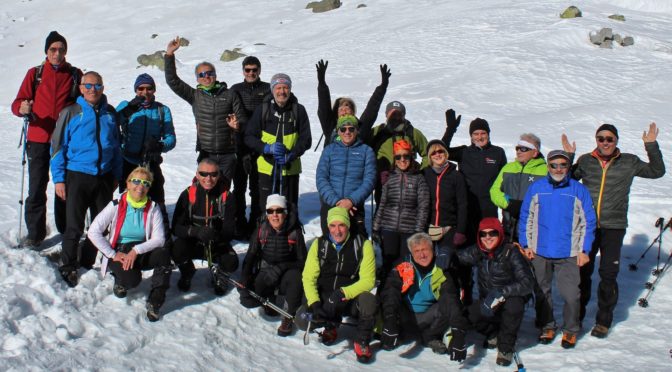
[144,137,163,153]
[445,109,462,133]
[260,264,284,287]
[381,316,400,350]
[507,200,523,219]
[448,328,467,362]
[120,95,145,118]
[380,64,391,86]
[481,289,505,318]
[322,289,346,319]
[316,59,328,84]
[191,226,218,243]
[372,230,381,245]
[309,301,328,320]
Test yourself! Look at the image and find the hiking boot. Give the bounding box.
[277,317,293,337]
[21,237,43,249]
[146,302,160,322]
[539,328,556,344]
[177,262,196,292]
[561,332,577,349]
[483,335,497,349]
[354,340,372,363]
[590,324,609,339]
[427,339,448,355]
[61,270,78,288]
[496,350,513,366]
[113,284,127,298]
[320,326,338,346]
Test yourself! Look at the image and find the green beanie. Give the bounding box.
[327,207,350,228]
[336,114,359,130]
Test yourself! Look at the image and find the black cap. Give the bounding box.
[426,139,448,154]
[45,31,67,54]
[469,118,490,135]
[596,123,618,139]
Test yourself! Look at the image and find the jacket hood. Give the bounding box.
[476,217,505,255]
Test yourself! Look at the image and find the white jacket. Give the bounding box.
[87,198,165,276]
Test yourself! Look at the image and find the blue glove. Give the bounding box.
[272,142,286,157]
[274,152,287,166]
[481,289,505,317]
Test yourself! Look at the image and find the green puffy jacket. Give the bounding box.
[490,156,547,209]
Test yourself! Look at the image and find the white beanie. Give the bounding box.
[265,194,287,210]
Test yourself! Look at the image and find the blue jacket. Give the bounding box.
[51,95,122,183]
[116,100,176,164]
[316,139,376,206]
[518,175,596,258]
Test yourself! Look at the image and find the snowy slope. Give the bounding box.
[1,0,671,370]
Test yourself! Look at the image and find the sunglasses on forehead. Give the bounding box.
[197,70,216,78]
[596,136,615,143]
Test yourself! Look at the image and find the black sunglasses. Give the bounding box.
[244,68,259,73]
[479,230,499,238]
[338,126,356,133]
[549,163,569,170]
[266,208,286,215]
[515,146,532,153]
[197,70,216,78]
[198,171,219,178]
[394,154,412,161]
[596,136,615,143]
[430,149,446,156]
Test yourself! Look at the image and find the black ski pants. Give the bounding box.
[25,142,66,240]
[60,171,115,273]
[399,302,451,344]
[172,237,239,274]
[468,295,526,353]
[579,228,626,328]
[108,242,172,306]
[253,266,302,315]
[232,152,260,233]
[378,230,413,289]
[320,290,378,343]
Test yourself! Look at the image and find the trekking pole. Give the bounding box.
[313,133,324,151]
[653,218,670,276]
[513,351,526,372]
[629,217,669,272]
[222,273,294,319]
[16,116,29,247]
[638,248,672,308]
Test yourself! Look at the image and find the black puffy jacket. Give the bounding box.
[165,54,246,154]
[241,209,306,280]
[373,163,429,234]
[456,243,534,299]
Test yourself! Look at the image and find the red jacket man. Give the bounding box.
[11,31,81,246]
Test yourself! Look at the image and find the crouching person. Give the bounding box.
[380,232,469,361]
[240,194,307,336]
[302,207,377,363]
[456,217,534,367]
[87,167,172,321]
[171,159,238,295]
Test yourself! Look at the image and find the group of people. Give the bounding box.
[11,31,666,365]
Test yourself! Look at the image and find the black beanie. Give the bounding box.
[469,118,490,135]
[45,31,67,54]
[596,123,619,139]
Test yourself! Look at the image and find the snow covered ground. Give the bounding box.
[1,0,671,370]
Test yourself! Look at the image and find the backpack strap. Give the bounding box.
[31,64,44,97]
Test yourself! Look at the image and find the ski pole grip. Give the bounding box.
[656,217,664,228]
[666,217,672,229]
